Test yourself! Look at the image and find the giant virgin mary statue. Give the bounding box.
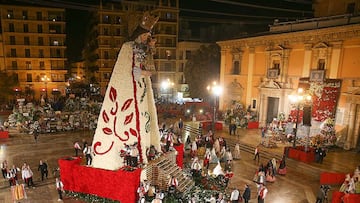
[91,12,161,170]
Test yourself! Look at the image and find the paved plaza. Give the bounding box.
[0,118,359,203]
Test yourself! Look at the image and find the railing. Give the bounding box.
[270,14,360,32]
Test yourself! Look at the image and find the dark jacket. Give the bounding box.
[243,187,251,200]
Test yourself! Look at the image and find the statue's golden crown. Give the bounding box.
[140,11,159,31]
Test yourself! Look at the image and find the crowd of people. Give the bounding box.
[339,166,360,194]
[0,159,64,201]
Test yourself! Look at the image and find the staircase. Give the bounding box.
[144,151,194,194]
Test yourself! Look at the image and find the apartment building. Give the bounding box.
[94,0,180,100]
[0,5,67,100]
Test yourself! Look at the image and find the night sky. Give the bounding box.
[2,0,314,61]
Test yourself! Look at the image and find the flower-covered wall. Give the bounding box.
[310,79,342,122]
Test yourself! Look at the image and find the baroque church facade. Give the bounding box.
[217,0,360,150]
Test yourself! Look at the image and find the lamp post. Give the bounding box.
[41,75,50,99]
[288,88,312,148]
[161,78,174,103]
[207,81,223,132]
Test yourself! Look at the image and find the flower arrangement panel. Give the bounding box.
[311,80,341,122]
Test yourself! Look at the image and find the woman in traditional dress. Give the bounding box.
[211,161,224,177]
[271,158,277,175]
[266,167,276,183]
[210,147,219,164]
[233,143,241,160]
[203,148,211,169]
[225,148,233,162]
[191,140,198,158]
[213,138,221,155]
[278,155,287,175]
[219,146,227,162]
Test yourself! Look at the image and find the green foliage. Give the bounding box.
[184,44,220,99]
[65,191,119,203]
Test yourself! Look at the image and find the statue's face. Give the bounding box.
[139,32,151,44]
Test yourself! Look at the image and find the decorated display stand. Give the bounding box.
[285,146,315,163]
[0,131,9,138]
[59,157,141,202]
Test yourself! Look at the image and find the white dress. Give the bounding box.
[233,144,241,160]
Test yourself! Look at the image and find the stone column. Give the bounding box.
[246,47,255,108]
[259,93,268,127]
[329,41,342,79]
[281,49,290,84]
[302,44,312,77]
[345,103,357,150]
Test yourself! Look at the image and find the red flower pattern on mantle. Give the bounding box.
[94,86,138,155]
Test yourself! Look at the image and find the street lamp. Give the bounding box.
[288,88,312,148]
[161,78,174,103]
[207,81,223,132]
[41,75,50,99]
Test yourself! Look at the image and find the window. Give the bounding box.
[36,12,42,20]
[50,49,61,57]
[272,60,281,75]
[347,3,355,14]
[22,11,28,20]
[7,10,14,19]
[49,24,61,33]
[164,63,171,71]
[11,49,16,57]
[25,49,30,57]
[233,61,240,75]
[179,63,184,72]
[12,61,17,69]
[166,13,172,19]
[116,28,121,35]
[165,39,172,46]
[23,24,29,32]
[26,74,32,82]
[103,15,109,23]
[53,40,59,46]
[10,36,15,45]
[9,23,14,32]
[318,59,325,70]
[24,37,30,45]
[40,61,45,70]
[273,60,280,69]
[38,25,43,33]
[165,26,172,34]
[102,62,109,68]
[38,37,44,46]
[26,61,32,70]
[39,49,44,58]
[104,28,109,35]
[185,50,191,59]
[166,50,171,60]
[103,72,111,80]
[116,16,122,24]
